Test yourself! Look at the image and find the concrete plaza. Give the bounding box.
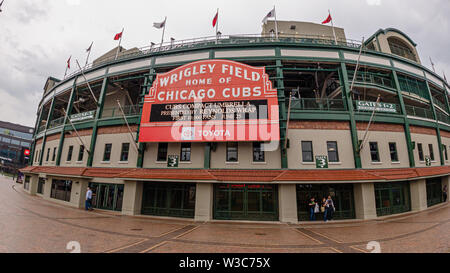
[1,175,448,253]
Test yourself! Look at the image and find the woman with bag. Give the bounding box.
[326,195,335,221]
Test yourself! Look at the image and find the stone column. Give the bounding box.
[71,179,90,209]
[353,183,377,220]
[410,179,428,211]
[278,184,298,223]
[42,176,52,199]
[28,174,39,196]
[194,183,213,222]
[122,181,143,216]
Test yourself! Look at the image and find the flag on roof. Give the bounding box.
[153,18,166,29]
[262,8,275,23]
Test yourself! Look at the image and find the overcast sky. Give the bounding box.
[0,0,449,127]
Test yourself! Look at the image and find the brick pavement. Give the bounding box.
[1,175,449,253]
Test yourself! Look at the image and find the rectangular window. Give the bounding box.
[52,147,56,161]
[301,141,313,162]
[157,143,168,162]
[120,143,130,162]
[78,145,84,162]
[369,142,380,162]
[418,143,424,161]
[444,145,449,161]
[389,142,399,162]
[327,141,339,162]
[226,142,238,162]
[50,179,72,202]
[46,148,50,162]
[253,142,265,162]
[180,143,191,162]
[67,146,73,162]
[428,144,434,161]
[103,144,112,162]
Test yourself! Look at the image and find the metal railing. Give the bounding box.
[433,98,447,112]
[290,98,346,111]
[348,70,394,89]
[37,125,46,133]
[63,33,363,79]
[436,110,450,124]
[48,117,65,129]
[101,104,140,118]
[405,105,434,120]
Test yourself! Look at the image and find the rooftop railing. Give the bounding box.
[405,105,434,120]
[290,98,346,111]
[64,33,362,79]
[102,104,140,118]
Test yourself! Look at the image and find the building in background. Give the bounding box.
[0,121,33,172]
[20,21,450,222]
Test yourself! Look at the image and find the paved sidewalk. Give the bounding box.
[1,175,449,253]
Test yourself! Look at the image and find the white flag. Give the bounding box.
[153,18,166,29]
[262,8,275,23]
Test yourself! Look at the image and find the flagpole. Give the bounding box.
[160,17,167,51]
[430,57,436,73]
[115,28,124,60]
[216,8,219,44]
[85,41,93,68]
[64,56,71,79]
[329,9,338,45]
[274,5,278,39]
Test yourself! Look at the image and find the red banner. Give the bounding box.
[139,59,280,142]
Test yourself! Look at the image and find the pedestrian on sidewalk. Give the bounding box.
[325,195,335,221]
[309,197,317,221]
[322,197,328,222]
[85,187,93,211]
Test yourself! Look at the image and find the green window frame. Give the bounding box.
[418,143,424,161]
[103,143,112,162]
[157,143,168,162]
[78,145,84,162]
[252,142,265,162]
[226,142,238,162]
[52,147,56,161]
[327,141,339,162]
[369,142,380,162]
[444,145,449,161]
[180,143,191,162]
[389,142,399,162]
[67,145,73,162]
[301,141,313,162]
[120,143,130,162]
[46,148,50,162]
[428,144,434,161]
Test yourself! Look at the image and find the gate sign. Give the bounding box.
[356,101,397,113]
[139,59,280,142]
[315,156,329,169]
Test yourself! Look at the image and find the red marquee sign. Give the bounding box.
[139,59,280,142]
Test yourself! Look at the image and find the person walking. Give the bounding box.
[443,185,448,203]
[320,197,327,220]
[326,195,335,221]
[308,197,317,221]
[85,187,93,211]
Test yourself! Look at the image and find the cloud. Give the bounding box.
[0,0,448,128]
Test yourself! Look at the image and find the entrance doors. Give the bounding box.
[213,184,278,221]
[374,181,411,216]
[141,182,196,218]
[426,178,443,207]
[89,183,124,211]
[296,184,355,221]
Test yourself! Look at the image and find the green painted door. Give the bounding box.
[375,181,411,216]
[89,183,124,211]
[296,184,355,221]
[426,178,443,207]
[213,184,278,221]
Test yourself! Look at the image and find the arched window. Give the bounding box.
[387,37,417,62]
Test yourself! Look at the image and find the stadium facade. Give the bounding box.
[21,21,450,222]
